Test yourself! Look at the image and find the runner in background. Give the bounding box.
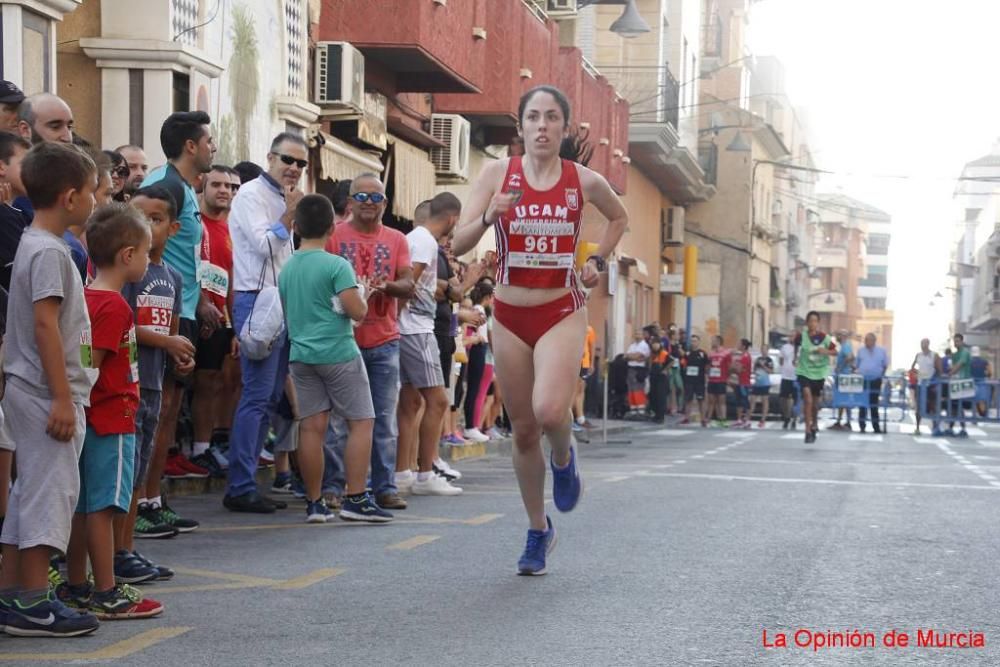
[793,311,837,444]
[679,335,708,426]
[573,324,596,431]
[778,338,798,430]
[703,336,730,427]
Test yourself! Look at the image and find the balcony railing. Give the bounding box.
[698,141,718,185]
[814,247,848,269]
[701,18,722,58]
[660,66,679,129]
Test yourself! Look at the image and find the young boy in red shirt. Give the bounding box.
[59,204,163,619]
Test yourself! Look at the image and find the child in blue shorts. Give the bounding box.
[59,204,164,620]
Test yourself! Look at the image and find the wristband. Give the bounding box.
[481,211,493,228]
[586,255,607,272]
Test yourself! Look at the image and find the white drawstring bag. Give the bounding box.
[239,239,285,360]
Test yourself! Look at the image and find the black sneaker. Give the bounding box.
[131,550,174,580]
[135,503,180,539]
[223,491,276,513]
[190,452,226,478]
[5,594,100,637]
[157,500,199,533]
[340,492,394,523]
[54,581,92,610]
[113,549,159,584]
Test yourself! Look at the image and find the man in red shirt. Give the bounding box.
[189,165,237,475]
[730,338,753,428]
[704,335,730,426]
[325,174,415,509]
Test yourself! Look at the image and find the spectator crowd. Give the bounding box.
[0,84,521,637]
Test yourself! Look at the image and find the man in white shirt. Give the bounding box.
[396,193,463,496]
[625,330,651,413]
[779,339,798,429]
[223,133,305,514]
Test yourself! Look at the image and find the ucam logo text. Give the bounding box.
[514,204,569,219]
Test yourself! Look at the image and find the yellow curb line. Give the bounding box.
[386,535,441,551]
[0,626,192,662]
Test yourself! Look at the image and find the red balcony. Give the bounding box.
[320,0,482,93]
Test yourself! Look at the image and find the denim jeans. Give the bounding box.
[323,340,399,496]
[226,291,290,498]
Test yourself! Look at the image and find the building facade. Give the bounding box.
[951,141,1000,368]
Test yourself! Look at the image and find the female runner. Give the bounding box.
[452,85,628,575]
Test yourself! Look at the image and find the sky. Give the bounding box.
[749,0,1000,364]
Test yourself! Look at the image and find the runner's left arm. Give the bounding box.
[580,167,628,262]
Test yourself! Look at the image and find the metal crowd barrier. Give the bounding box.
[915,378,999,424]
[823,373,910,429]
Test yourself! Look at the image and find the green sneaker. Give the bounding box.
[135,503,179,539]
[48,564,65,590]
[54,581,92,610]
[119,582,144,603]
[158,501,199,533]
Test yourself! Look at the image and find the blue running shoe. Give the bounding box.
[958,430,969,439]
[305,499,333,523]
[551,444,583,512]
[5,594,99,637]
[517,516,557,576]
[340,492,394,523]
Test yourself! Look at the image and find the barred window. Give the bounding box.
[172,0,200,46]
[284,0,304,97]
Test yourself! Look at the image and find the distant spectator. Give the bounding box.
[0,81,25,132]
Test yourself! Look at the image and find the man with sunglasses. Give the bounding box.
[325,173,415,510]
[115,145,149,198]
[224,133,307,513]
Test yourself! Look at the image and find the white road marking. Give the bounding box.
[647,429,691,437]
[716,432,756,438]
[849,435,884,442]
[978,440,1000,448]
[638,471,1000,491]
[781,434,804,440]
[913,437,940,444]
[692,455,705,459]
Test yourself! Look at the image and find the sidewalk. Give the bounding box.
[164,418,651,497]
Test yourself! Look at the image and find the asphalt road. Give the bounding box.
[5,418,1000,666]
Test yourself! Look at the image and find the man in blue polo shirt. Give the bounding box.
[139,111,218,532]
[855,332,888,433]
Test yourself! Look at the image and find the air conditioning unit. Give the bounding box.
[429,114,471,182]
[547,0,578,17]
[662,206,685,245]
[314,41,365,113]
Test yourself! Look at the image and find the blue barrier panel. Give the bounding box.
[916,378,1000,425]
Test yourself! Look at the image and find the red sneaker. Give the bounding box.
[91,587,164,620]
[166,454,208,479]
[163,457,190,479]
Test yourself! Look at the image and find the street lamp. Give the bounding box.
[609,0,651,38]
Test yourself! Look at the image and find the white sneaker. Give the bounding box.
[395,470,416,495]
[487,427,505,440]
[412,474,463,496]
[433,457,462,481]
[463,428,489,443]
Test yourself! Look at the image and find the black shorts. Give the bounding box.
[751,386,770,396]
[166,318,198,387]
[779,379,797,398]
[436,334,455,389]
[195,326,234,371]
[684,381,704,402]
[797,375,824,398]
[580,366,591,379]
[707,383,727,396]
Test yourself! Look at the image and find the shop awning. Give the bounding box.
[389,137,436,219]
[318,132,384,183]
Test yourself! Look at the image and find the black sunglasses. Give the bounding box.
[275,153,308,169]
[351,192,386,204]
[113,165,130,179]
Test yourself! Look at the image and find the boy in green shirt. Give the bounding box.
[278,195,391,524]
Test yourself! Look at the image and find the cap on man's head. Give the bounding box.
[0,81,24,105]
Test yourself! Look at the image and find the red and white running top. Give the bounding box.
[494,156,584,289]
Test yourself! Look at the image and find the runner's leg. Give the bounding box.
[532,309,588,468]
[492,322,544,531]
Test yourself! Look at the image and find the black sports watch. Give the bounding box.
[586,255,607,272]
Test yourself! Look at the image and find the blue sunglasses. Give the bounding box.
[351,192,386,204]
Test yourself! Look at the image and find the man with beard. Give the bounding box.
[223,134,306,513]
[190,165,239,476]
[137,112,217,533]
[115,145,150,198]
